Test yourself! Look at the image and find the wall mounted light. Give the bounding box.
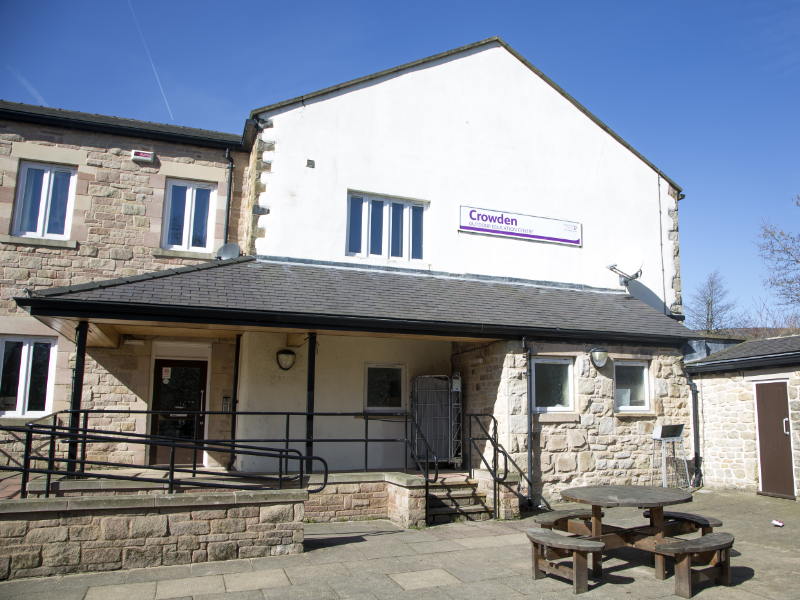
[589,347,608,369]
[276,349,296,370]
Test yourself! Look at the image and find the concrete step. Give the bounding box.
[428,504,493,516]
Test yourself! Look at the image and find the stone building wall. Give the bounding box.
[453,339,693,504]
[0,490,306,580]
[695,369,800,497]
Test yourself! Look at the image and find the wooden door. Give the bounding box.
[756,382,795,499]
[150,359,208,466]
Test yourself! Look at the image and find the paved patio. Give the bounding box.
[0,489,797,600]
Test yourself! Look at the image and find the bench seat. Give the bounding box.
[526,528,604,595]
[654,532,734,599]
[643,510,722,531]
[534,509,603,534]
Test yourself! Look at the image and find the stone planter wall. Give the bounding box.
[474,471,521,520]
[0,489,306,581]
[453,339,693,504]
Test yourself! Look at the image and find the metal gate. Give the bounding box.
[411,374,462,467]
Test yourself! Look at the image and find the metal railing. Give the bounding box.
[0,408,439,502]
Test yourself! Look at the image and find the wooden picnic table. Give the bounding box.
[561,485,693,580]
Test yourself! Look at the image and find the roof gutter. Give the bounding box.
[685,351,800,374]
[15,297,691,345]
[0,106,258,151]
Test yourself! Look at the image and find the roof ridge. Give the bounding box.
[32,255,255,298]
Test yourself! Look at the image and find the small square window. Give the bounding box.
[364,364,406,412]
[0,337,57,416]
[161,179,217,252]
[532,358,573,412]
[346,193,425,261]
[12,162,77,240]
[614,361,650,412]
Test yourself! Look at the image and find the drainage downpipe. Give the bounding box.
[223,148,233,245]
[523,336,533,507]
[226,334,242,471]
[687,373,702,488]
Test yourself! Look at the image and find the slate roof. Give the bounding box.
[19,258,692,343]
[685,334,800,373]
[0,100,254,150]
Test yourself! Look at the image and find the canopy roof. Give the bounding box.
[17,257,692,345]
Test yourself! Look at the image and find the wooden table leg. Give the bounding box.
[652,506,665,580]
[532,542,544,580]
[574,550,588,594]
[675,553,692,598]
[591,505,602,577]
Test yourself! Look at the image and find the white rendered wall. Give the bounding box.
[236,332,451,472]
[253,42,679,310]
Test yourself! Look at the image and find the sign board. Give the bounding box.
[459,206,581,247]
[162,367,172,379]
[131,149,155,163]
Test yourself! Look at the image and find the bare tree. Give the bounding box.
[737,298,800,339]
[757,196,800,306]
[684,269,739,333]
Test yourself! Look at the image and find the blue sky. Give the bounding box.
[1,1,798,313]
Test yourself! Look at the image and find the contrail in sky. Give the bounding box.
[127,0,174,120]
[6,66,48,106]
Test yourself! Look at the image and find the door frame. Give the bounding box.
[751,377,797,499]
[150,342,212,467]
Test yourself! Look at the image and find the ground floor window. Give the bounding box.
[0,337,57,416]
[364,363,406,412]
[532,357,573,412]
[614,361,650,411]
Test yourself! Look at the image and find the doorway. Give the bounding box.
[755,382,795,499]
[150,359,208,466]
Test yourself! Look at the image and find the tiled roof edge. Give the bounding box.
[33,256,256,297]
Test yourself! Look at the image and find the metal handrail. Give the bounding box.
[405,412,439,525]
[466,413,511,519]
[0,422,328,498]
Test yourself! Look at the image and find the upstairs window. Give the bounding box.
[346,193,425,261]
[12,161,77,240]
[161,179,216,252]
[614,361,650,412]
[0,337,57,417]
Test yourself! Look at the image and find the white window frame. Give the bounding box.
[12,161,78,240]
[531,357,574,413]
[0,336,58,417]
[363,363,407,413]
[345,192,426,261]
[614,360,651,412]
[161,179,217,252]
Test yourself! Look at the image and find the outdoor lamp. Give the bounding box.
[589,347,608,369]
[276,349,296,370]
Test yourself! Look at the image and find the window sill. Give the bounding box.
[152,248,216,260]
[532,413,580,423]
[0,417,36,426]
[0,235,78,249]
[614,412,656,418]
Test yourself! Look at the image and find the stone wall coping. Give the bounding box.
[532,413,580,423]
[152,248,216,261]
[0,489,308,513]
[305,471,427,488]
[384,472,428,488]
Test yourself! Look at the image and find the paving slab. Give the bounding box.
[261,581,338,600]
[191,560,253,577]
[126,565,192,583]
[84,581,157,600]
[155,575,226,599]
[438,578,521,599]
[389,568,461,590]
[223,569,290,592]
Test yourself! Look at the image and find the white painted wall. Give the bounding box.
[236,332,451,472]
[253,41,679,310]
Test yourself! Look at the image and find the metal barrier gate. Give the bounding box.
[411,374,462,467]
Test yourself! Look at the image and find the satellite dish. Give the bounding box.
[216,242,241,260]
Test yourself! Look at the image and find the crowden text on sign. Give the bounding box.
[459,206,582,247]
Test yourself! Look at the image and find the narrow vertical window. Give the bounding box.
[19,168,45,234]
[191,188,211,248]
[390,202,404,258]
[411,205,423,260]
[348,196,363,253]
[370,200,384,255]
[46,170,72,235]
[0,341,23,412]
[168,185,188,246]
[27,342,51,412]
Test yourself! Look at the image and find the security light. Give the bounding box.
[276,349,296,370]
[589,347,609,369]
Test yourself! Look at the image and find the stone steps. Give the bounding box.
[426,479,493,524]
